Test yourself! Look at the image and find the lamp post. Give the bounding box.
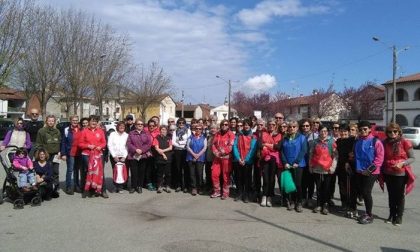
[216,75,232,119]
[372,37,408,123]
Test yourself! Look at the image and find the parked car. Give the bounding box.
[371,125,386,141]
[402,127,420,149]
[102,121,117,132]
[0,119,14,141]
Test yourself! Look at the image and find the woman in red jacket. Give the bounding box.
[211,119,235,199]
[78,115,107,198]
[382,123,415,226]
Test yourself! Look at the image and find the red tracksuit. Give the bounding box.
[211,130,235,197]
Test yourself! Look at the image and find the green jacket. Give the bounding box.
[36,127,61,154]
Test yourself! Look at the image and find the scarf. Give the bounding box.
[176,126,187,140]
[384,137,401,155]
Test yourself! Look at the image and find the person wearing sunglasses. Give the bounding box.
[353,120,384,224]
[210,119,235,199]
[172,118,191,193]
[260,118,283,207]
[186,124,207,196]
[276,120,308,212]
[24,108,44,148]
[299,118,316,209]
[126,119,152,194]
[232,119,257,203]
[205,124,218,194]
[382,123,415,226]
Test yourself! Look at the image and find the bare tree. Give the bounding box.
[308,84,336,119]
[0,0,32,86]
[341,82,385,121]
[90,24,131,120]
[125,63,172,121]
[14,6,65,118]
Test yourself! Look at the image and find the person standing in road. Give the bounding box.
[60,115,81,195]
[211,119,235,200]
[36,115,61,198]
[382,123,415,226]
[107,121,129,193]
[126,119,152,194]
[24,108,43,153]
[353,121,384,224]
[172,118,191,193]
[78,115,107,198]
[153,125,173,194]
[186,124,207,196]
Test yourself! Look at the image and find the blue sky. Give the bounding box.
[40,0,420,105]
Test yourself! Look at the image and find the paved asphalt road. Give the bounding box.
[1,151,420,252]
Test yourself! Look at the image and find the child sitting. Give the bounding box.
[13,148,36,192]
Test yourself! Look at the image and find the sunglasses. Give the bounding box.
[178,122,185,125]
[387,130,399,134]
[275,116,284,119]
[32,113,39,116]
[359,127,369,131]
[196,128,203,130]
[302,124,310,127]
[237,124,243,127]
[333,127,339,130]
[168,121,174,123]
[288,125,297,128]
[222,123,229,126]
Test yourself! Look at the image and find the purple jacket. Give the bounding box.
[126,130,152,160]
[2,129,32,150]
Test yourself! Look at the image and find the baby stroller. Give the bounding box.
[0,145,42,209]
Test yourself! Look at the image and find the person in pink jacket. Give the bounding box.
[353,121,384,224]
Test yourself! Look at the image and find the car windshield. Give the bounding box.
[403,128,418,134]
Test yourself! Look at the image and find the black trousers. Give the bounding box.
[313,173,332,207]
[288,168,303,204]
[73,155,82,190]
[384,174,406,219]
[329,172,337,200]
[302,166,315,201]
[262,157,277,197]
[337,168,351,207]
[144,157,156,186]
[129,159,146,189]
[48,153,60,192]
[253,163,262,196]
[205,161,213,190]
[188,161,204,189]
[173,150,188,189]
[352,173,377,215]
[156,161,171,188]
[235,163,253,194]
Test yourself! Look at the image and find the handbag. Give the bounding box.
[281,169,297,194]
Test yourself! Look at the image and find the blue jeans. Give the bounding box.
[19,171,35,187]
[66,157,75,189]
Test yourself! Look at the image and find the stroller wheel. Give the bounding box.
[31,196,42,206]
[13,199,24,209]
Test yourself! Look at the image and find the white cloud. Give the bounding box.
[38,0,248,105]
[243,74,277,92]
[237,0,330,28]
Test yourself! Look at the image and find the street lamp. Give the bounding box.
[216,75,232,119]
[372,36,409,123]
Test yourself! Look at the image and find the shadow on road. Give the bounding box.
[235,210,352,252]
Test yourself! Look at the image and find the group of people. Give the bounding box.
[1,109,416,226]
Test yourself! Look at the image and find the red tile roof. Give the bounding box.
[383,73,420,85]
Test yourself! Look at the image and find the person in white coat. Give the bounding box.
[171,118,191,192]
[107,122,129,193]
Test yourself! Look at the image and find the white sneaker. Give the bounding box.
[260,196,267,207]
[266,197,272,207]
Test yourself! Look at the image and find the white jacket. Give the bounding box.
[172,127,191,150]
[107,131,128,158]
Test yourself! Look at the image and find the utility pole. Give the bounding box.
[181,90,184,118]
[392,45,397,123]
[228,79,231,119]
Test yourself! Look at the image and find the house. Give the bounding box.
[382,73,420,126]
[276,92,346,121]
[175,103,212,122]
[0,87,26,119]
[210,103,238,123]
[122,95,176,125]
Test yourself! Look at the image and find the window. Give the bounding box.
[414,115,420,127]
[106,107,109,116]
[396,114,408,126]
[396,88,408,102]
[414,88,420,101]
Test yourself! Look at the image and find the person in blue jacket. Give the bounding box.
[278,120,308,212]
[233,119,257,203]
